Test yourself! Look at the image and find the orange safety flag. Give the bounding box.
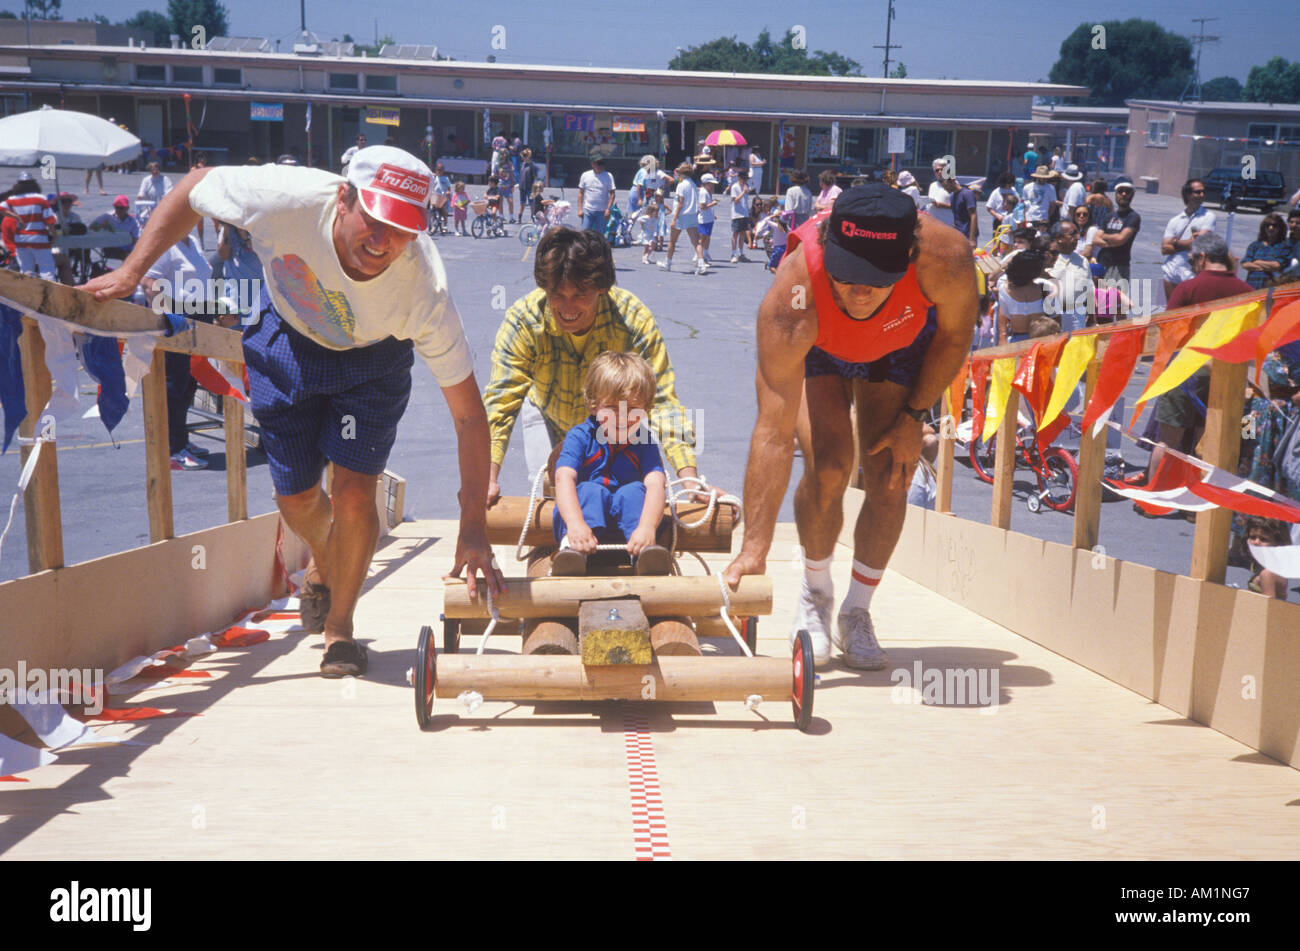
[1128,316,1195,430]
[947,359,970,424]
[969,357,992,442]
[1190,299,1300,383]
[1137,303,1262,406]
[980,357,1018,443]
[1040,334,1096,432]
[1082,327,1144,438]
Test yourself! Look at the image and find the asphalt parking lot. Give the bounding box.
[0,168,1287,597]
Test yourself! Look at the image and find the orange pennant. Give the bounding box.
[1129,317,1195,430]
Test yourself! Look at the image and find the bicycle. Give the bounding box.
[963,415,1079,513]
[427,195,449,237]
[471,200,508,239]
[517,198,571,248]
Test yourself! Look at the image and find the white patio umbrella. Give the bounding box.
[0,105,141,169]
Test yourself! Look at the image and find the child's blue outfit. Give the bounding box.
[553,416,664,545]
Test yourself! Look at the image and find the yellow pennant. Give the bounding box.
[980,357,1018,443]
[1137,303,1262,404]
[1040,334,1097,430]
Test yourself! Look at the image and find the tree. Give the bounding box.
[167,0,228,41]
[344,32,394,57]
[670,29,860,77]
[124,10,172,46]
[24,0,62,18]
[78,14,111,24]
[0,10,17,17]
[1243,57,1300,104]
[889,62,907,79]
[1199,75,1241,102]
[1048,19,1193,105]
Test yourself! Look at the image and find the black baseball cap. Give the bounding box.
[824,184,918,286]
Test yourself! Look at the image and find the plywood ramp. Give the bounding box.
[3,519,1297,860]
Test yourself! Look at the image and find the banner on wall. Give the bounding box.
[564,113,594,133]
[249,102,283,122]
[612,115,645,134]
[365,106,400,127]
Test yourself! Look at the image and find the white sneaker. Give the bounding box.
[790,584,833,667]
[657,260,672,271]
[729,254,740,263]
[834,608,888,670]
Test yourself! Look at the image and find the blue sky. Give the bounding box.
[54,1,1300,87]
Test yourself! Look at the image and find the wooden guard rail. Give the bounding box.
[1,271,246,575]
[934,285,1300,586]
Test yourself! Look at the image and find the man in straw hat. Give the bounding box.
[723,184,977,669]
[1023,166,1057,229]
[84,145,502,678]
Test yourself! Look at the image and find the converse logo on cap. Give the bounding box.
[373,163,430,203]
[840,221,898,241]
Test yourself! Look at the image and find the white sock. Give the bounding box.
[841,560,884,614]
[803,554,832,596]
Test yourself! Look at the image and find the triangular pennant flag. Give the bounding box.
[189,355,247,402]
[980,357,1017,443]
[1129,317,1195,430]
[1187,482,1300,523]
[1082,327,1144,438]
[122,335,157,399]
[0,305,24,453]
[77,335,129,433]
[1121,453,1207,516]
[1138,303,1262,405]
[1040,334,1096,432]
[1249,543,1300,578]
[34,315,81,422]
[948,359,969,424]
[1012,337,1067,424]
[969,357,992,443]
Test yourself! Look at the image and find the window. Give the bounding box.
[916,130,953,167]
[1280,125,1300,141]
[1247,122,1277,142]
[365,74,397,92]
[135,64,166,82]
[213,67,242,85]
[171,65,202,84]
[1146,120,1171,147]
[841,128,877,166]
[328,73,359,90]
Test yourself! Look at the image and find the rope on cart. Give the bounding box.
[716,573,753,658]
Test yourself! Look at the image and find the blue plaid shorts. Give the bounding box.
[804,306,938,389]
[242,293,414,496]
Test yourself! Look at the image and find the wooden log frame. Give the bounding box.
[578,598,652,666]
[486,496,735,552]
[444,575,772,619]
[16,317,63,572]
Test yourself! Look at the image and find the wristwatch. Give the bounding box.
[901,404,928,423]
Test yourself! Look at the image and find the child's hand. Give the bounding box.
[567,524,599,554]
[626,526,657,556]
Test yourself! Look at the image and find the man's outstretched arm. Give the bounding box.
[443,372,504,599]
[723,251,818,586]
[82,167,212,299]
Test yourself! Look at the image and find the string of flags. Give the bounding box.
[963,292,1300,525]
[1113,129,1300,148]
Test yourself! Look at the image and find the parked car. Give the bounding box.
[1203,167,1288,212]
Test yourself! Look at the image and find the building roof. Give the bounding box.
[1126,99,1300,117]
[2,42,1089,98]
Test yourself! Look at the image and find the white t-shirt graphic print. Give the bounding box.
[189,165,473,386]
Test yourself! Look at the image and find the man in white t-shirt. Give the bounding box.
[926,158,952,227]
[137,161,173,206]
[1161,177,1216,299]
[1050,146,1067,172]
[1060,164,1087,217]
[340,133,366,172]
[728,168,752,262]
[85,145,501,679]
[577,154,616,233]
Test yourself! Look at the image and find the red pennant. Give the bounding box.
[1013,338,1067,422]
[969,357,992,443]
[1188,483,1300,523]
[213,626,271,648]
[1127,454,1207,515]
[0,775,29,782]
[76,707,199,723]
[1082,328,1144,436]
[189,355,246,401]
[132,665,212,681]
[1129,317,1195,429]
[1190,299,1300,374]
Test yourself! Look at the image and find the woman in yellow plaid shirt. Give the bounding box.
[484,228,720,504]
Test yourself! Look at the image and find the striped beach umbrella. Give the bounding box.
[704,129,746,147]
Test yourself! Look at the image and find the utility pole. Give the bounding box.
[873,0,902,78]
[1189,17,1219,101]
[300,0,306,34]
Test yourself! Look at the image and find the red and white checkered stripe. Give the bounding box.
[623,711,671,861]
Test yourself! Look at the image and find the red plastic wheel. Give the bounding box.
[791,630,815,732]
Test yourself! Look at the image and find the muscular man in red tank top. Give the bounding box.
[724,184,977,669]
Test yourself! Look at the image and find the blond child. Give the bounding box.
[452,181,470,235]
[552,352,670,576]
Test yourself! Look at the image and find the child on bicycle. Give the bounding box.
[484,175,502,218]
[529,181,546,223]
[452,181,470,236]
[551,351,671,577]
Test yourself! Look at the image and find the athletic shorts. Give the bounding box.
[673,213,699,231]
[804,306,938,389]
[242,292,414,496]
[731,217,750,234]
[697,219,714,237]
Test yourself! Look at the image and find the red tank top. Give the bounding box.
[785,215,932,364]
